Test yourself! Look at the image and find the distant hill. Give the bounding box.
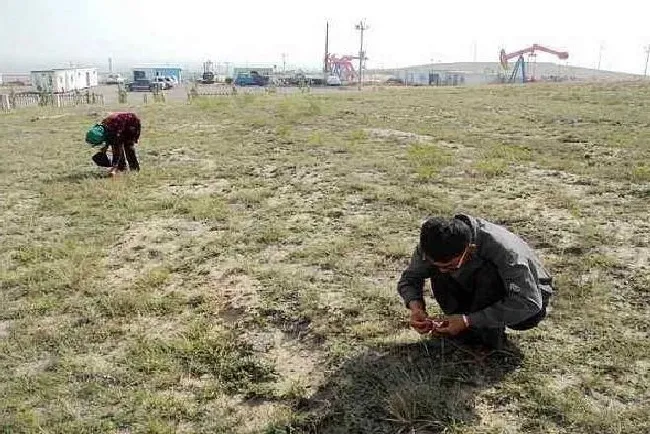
[369,62,642,82]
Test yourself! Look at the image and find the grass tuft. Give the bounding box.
[407,143,454,179]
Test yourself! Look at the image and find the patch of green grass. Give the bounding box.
[287,236,353,269]
[237,92,259,106]
[308,131,323,145]
[472,143,532,178]
[407,143,454,179]
[348,128,368,142]
[575,222,608,250]
[486,143,532,161]
[275,95,324,124]
[473,157,508,177]
[306,97,322,116]
[278,378,309,401]
[249,116,270,129]
[173,195,229,222]
[229,187,275,206]
[546,189,582,217]
[518,379,650,434]
[193,96,233,112]
[275,124,292,138]
[135,266,171,289]
[254,223,288,245]
[123,323,276,394]
[631,163,650,182]
[98,290,188,318]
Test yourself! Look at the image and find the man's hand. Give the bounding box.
[408,301,433,334]
[435,314,469,336]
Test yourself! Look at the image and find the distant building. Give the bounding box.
[131,65,183,82]
[1,73,31,86]
[393,70,466,86]
[30,68,98,93]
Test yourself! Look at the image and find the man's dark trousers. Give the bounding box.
[431,261,550,347]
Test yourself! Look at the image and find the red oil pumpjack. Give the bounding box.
[326,54,358,82]
[500,44,569,83]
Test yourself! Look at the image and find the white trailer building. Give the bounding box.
[30,68,98,93]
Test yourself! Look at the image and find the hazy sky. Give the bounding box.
[2,0,649,73]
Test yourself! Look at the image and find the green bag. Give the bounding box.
[85,124,106,146]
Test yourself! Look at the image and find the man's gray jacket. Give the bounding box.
[397,214,553,328]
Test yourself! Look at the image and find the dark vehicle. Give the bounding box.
[201,71,215,84]
[152,77,173,89]
[287,73,325,86]
[127,70,165,92]
[126,80,163,92]
[234,71,269,86]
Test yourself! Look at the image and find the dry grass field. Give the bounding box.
[1,82,649,433]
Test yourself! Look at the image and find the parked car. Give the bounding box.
[290,73,325,86]
[161,76,177,86]
[126,80,164,92]
[152,77,172,90]
[234,71,269,86]
[385,78,405,85]
[201,71,215,84]
[326,74,342,86]
[106,73,125,85]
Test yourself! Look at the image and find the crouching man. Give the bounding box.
[397,215,554,349]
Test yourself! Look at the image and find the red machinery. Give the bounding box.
[500,44,569,82]
[326,54,358,82]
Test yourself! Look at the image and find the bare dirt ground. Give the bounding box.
[1,83,649,433]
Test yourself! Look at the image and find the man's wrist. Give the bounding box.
[407,300,426,311]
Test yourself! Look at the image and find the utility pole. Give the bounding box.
[281,53,287,72]
[644,45,650,78]
[597,42,604,70]
[324,21,330,73]
[472,40,477,63]
[355,20,369,86]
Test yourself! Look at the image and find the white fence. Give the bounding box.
[1,91,104,113]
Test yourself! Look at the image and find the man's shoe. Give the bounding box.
[477,328,507,351]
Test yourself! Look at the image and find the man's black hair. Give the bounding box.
[420,217,472,262]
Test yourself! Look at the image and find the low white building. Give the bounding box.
[30,68,98,93]
[0,73,30,85]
